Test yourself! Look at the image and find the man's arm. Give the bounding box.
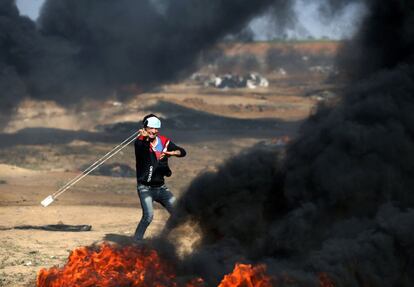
[134,133,150,154]
[164,141,186,157]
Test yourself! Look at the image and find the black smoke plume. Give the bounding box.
[0,0,35,127]
[164,1,414,286]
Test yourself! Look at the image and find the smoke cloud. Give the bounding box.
[163,1,414,286]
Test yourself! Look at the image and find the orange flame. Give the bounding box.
[218,264,272,287]
[36,243,179,287]
[37,243,335,287]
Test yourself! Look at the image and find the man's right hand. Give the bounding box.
[139,128,149,138]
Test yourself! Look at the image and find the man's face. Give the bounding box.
[145,126,159,139]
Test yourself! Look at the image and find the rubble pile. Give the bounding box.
[191,73,269,89]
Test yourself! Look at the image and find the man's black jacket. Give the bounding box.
[134,135,186,187]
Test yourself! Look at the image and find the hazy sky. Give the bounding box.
[16,0,43,19]
[16,0,365,40]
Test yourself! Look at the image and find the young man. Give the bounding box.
[134,114,186,240]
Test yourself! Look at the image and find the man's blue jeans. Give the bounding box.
[134,183,176,240]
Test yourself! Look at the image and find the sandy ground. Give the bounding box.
[0,206,156,286]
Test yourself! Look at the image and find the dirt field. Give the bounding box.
[220,40,339,57]
[0,41,339,286]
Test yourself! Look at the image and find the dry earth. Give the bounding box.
[0,41,339,286]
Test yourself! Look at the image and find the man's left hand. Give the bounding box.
[160,150,180,159]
